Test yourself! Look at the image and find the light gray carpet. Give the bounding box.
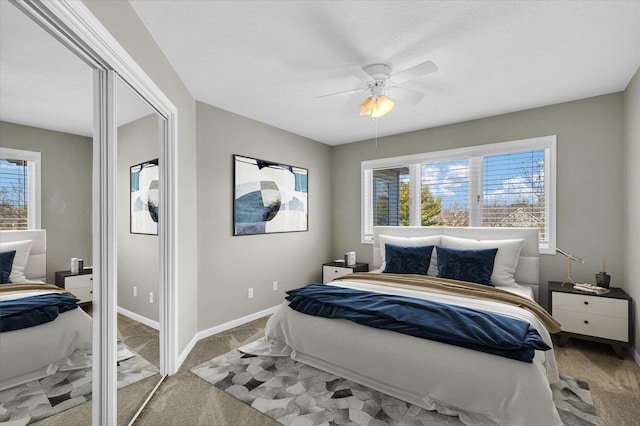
[0,342,158,425]
[191,349,599,426]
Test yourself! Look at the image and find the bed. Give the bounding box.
[259,226,563,426]
[0,229,92,391]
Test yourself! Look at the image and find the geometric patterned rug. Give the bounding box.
[191,349,599,426]
[0,342,159,426]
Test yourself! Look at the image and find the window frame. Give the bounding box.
[361,135,557,254]
[0,147,41,229]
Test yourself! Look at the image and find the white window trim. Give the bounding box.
[361,135,557,254]
[0,147,41,229]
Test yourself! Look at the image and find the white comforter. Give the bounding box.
[0,290,93,391]
[259,280,562,426]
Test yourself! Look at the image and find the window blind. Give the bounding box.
[0,158,29,229]
[482,150,547,241]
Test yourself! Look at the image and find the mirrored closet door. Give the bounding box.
[115,76,164,422]
[1,1,94,424]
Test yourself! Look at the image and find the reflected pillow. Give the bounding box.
[383,244,434,275]
[378,234,441,276]
[0,240,32,283]
[1,250,16,284]
[436,246,498,286]
[441,236,524,286]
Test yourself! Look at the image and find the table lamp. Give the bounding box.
[556,248,586,287]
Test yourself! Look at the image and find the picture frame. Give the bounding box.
[233,154,308,236]
[130,159,159,235]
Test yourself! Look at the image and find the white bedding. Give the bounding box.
[0,290,93,391]
[260,280,561,426]
[498,284,534,300]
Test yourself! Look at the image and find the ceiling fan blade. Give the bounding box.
[391,60,438,84]
[316,87,368,98]
[341,64,374,82]
[391,86,425,105]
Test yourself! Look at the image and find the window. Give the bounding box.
[0,147,41,229]
[361,135,556,253]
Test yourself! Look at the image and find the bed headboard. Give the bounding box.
[0,229,47,281]
[373,226,540,296]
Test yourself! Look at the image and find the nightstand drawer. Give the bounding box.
[68,285,93,303]
[552,292,627,319]
[323,265,353,283]
[553,309,629,342]
[64,274,92,290]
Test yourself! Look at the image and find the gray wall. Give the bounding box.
[0,121,92,283]
[84,0,199,353]
[117,114,160,323]
[331,93,625,309]
[623,67,640,358]
[196,102,332,330]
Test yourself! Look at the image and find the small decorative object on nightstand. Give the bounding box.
[595,256,611,288]
[322,261,368,284]
[55,268,93,304]
[548,281,632,359]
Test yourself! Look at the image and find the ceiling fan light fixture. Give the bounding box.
[370,95,394,118]
[359,96,374,115]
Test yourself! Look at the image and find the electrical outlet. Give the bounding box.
[133,286,137,297]
[149,292,154,304]
[248,288,254,299]
[272,281,278,291]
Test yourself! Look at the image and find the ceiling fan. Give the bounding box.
[319,60,438,118]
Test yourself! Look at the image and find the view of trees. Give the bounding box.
[398,182,442,226]
[0,185,27,229]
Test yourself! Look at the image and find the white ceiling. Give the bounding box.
[129,0,640,145]
[1,2,639,144]
[0,1,154,138]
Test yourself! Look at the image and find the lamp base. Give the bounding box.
[595,273,611,288]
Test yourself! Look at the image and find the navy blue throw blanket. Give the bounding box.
[285,284,550,363]
[0,293,80,332]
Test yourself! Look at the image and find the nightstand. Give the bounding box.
[55,268,93,304]
[322,261,369,284]
[548,281,632,359]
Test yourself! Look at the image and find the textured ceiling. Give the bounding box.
[0,1,155,138]
[1,2,639,143]
[129,0,640,145]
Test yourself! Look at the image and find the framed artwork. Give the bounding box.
[234,154,308,235]
[130,159,159,235]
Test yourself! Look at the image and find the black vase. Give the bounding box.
[595,272,611,288]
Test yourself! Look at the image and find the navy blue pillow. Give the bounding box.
[1,250,16,284]
[436,246,498,286]
[383,244,434,275]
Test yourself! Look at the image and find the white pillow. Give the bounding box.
[378,234,441,276]
[440,235,524,286]
[0,239,33,283]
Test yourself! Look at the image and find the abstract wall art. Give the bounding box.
[130,159,159,235]
[234,154,308,235]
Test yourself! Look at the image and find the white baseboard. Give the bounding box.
[197,305,280,341]
[175,305,280,372]
[117,306,160,330]
[631,346,640,368]
[176,332,200,372]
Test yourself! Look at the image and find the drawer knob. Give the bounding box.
[584,301,589,305]
[584,320,589,324]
